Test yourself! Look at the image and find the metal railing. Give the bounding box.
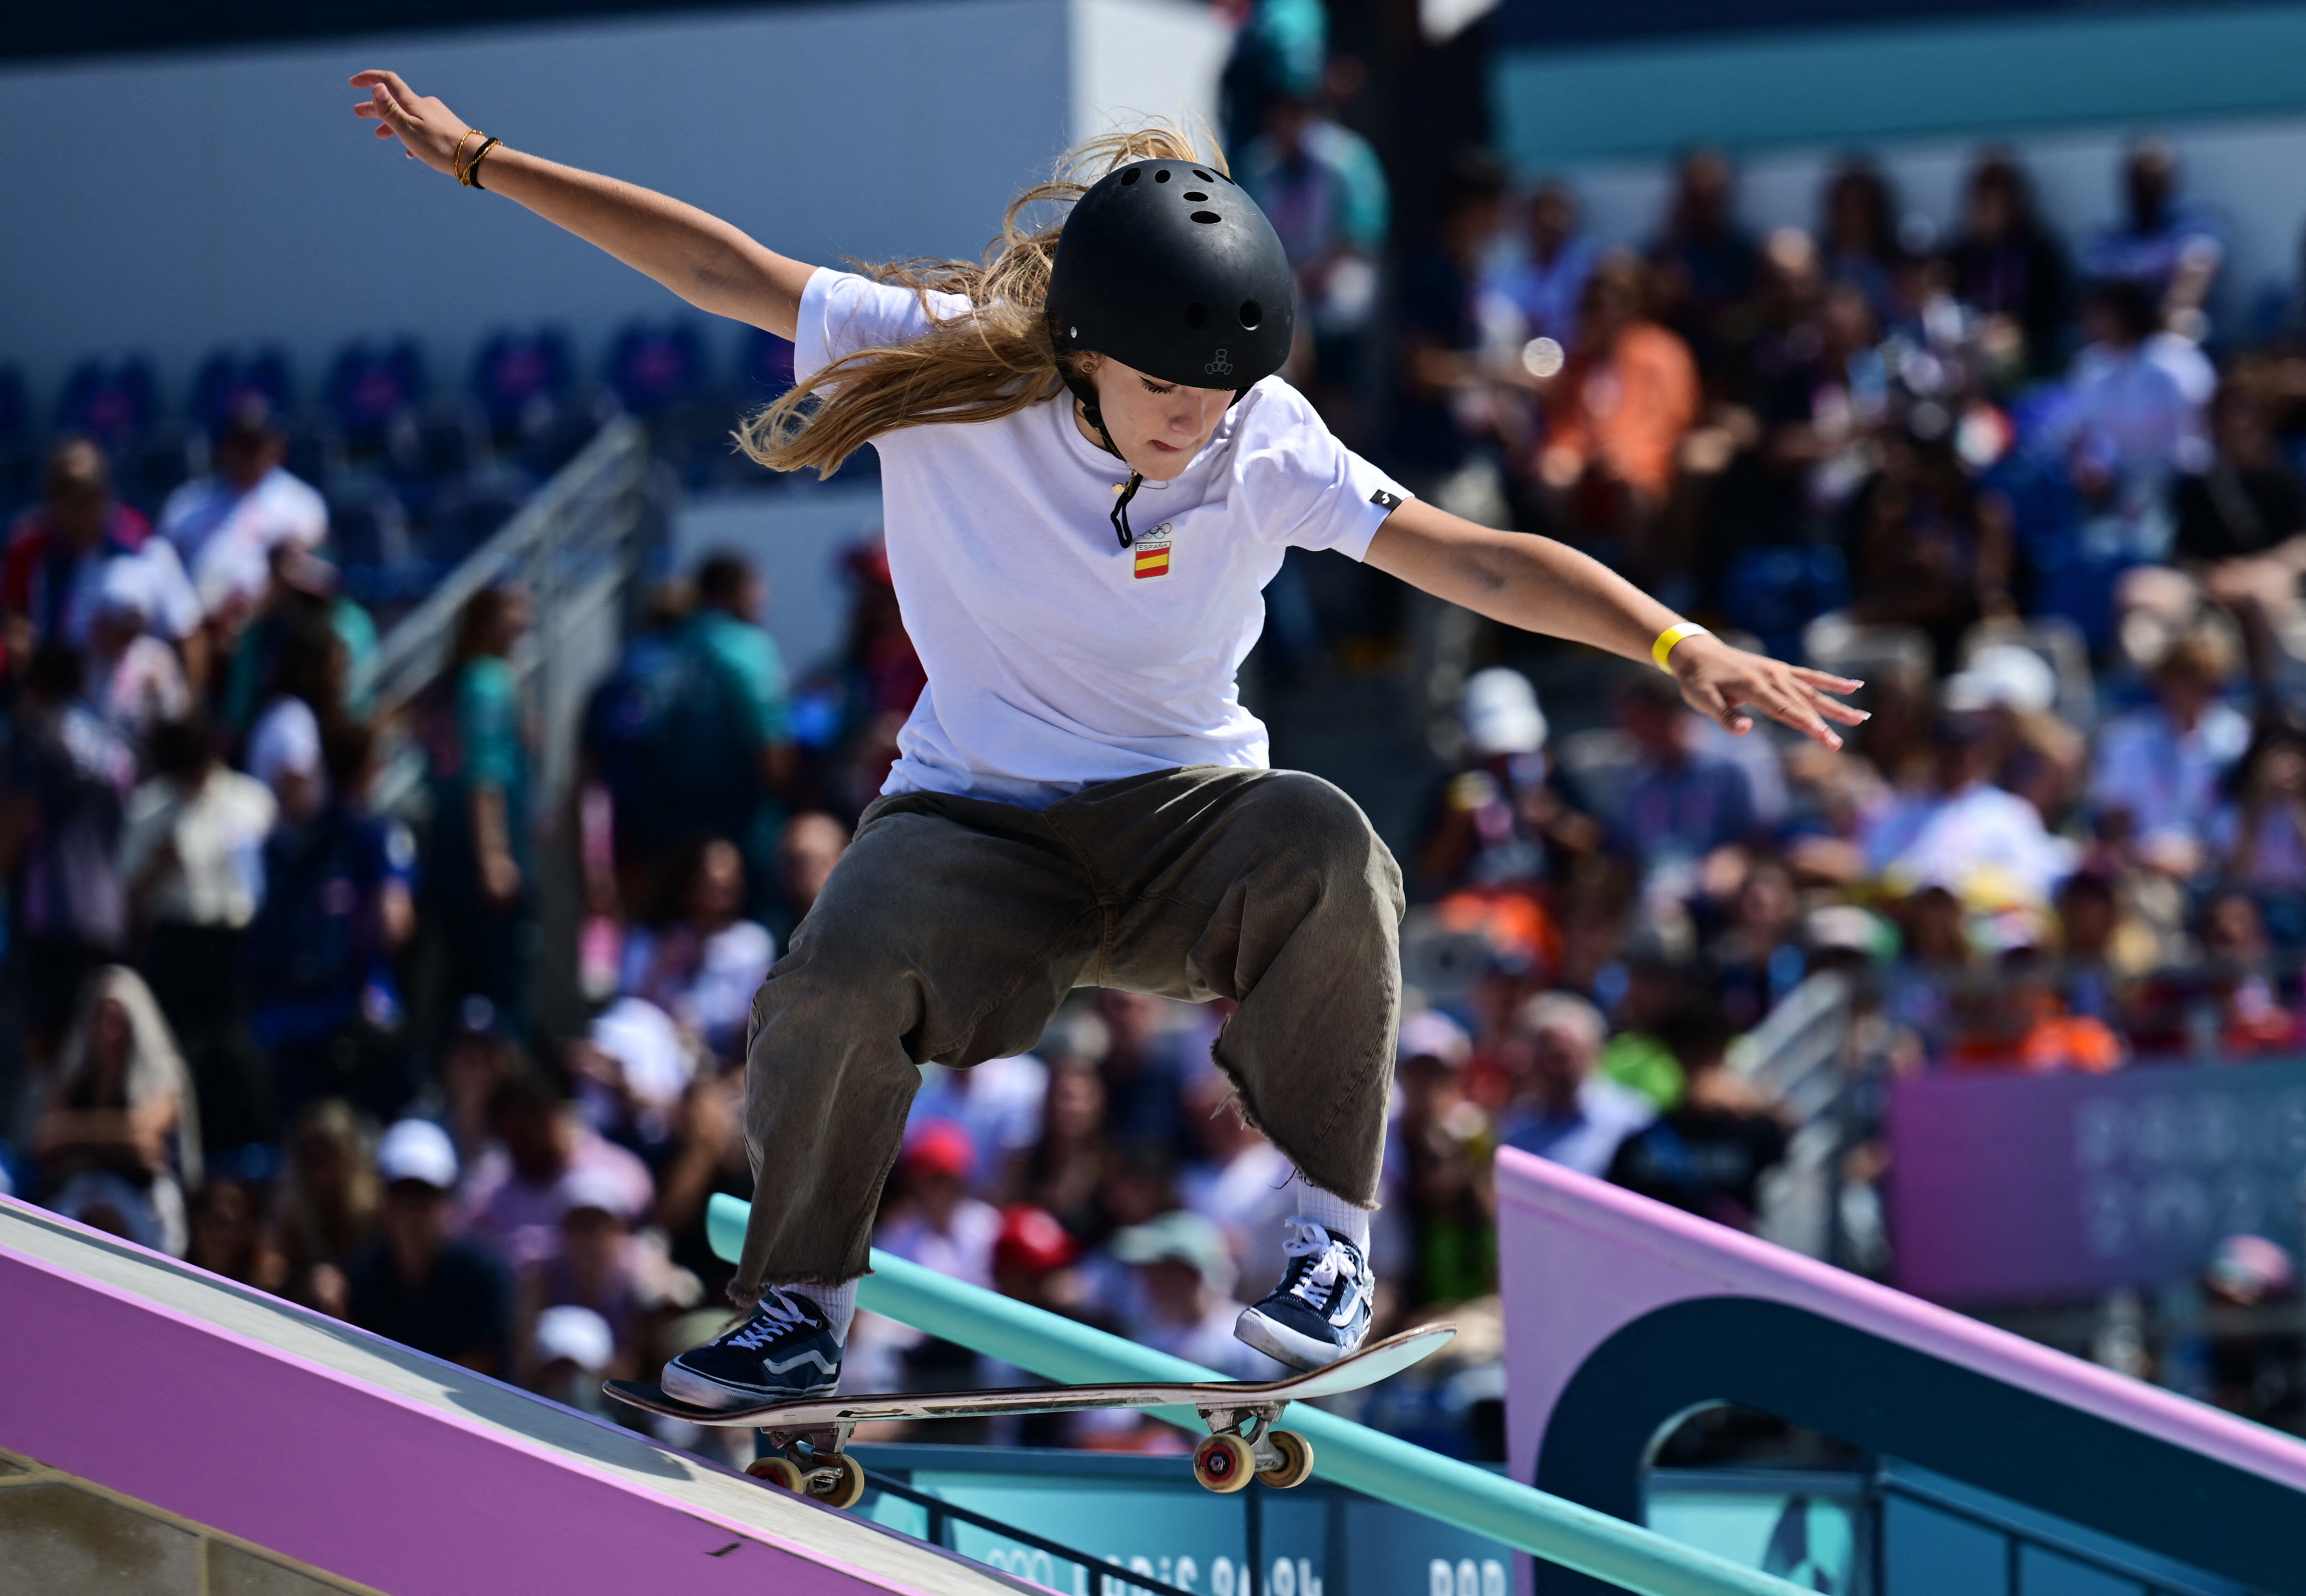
[702,1193,1809,1596]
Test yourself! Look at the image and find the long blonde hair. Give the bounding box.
[738,124,1225,476]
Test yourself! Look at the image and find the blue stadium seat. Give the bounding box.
[607,320,706,416]
[58,356,157,447]
[325,339,425,456]
[192,347,293,434]
[1720,543,1850,663]
[743,328,796,399]
[472,328,573,437]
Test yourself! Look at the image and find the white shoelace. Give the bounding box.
[1281,1218,1361,1314]
[727,1288,814,1350]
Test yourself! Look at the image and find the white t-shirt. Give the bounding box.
[118,768,277,929]
[795,269,1410,809]
[158,467,328,616]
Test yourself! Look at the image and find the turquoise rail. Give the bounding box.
[705,1194,1805,1596]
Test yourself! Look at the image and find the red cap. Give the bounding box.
[994,1204,1078,1276]
[902,1118,976,1183]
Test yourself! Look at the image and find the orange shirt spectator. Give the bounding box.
[1544,319,1701,501]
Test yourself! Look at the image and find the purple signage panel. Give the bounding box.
[1889,1057,2306,1304]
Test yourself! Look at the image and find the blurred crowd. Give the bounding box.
[19,29,2306,1454]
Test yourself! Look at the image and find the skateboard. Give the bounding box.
[607,1323,1454,1508]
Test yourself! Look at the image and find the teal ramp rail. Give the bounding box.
[705,1194,1803,1596]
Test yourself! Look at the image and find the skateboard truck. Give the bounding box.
[1190,1401,1315,1493]
[746,1423,867,1508]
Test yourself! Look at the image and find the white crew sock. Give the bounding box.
[779,1280,858,1344]
[1293,1181,1372,1254]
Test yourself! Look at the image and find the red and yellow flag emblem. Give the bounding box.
[1133,543,1171,579]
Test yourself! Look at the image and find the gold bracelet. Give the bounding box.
[451,127,481,180]
[462,136,503,190]
[1651,621,1712,672]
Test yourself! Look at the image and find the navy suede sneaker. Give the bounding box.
[662,1287,843,1409]
[1233,1218,1373,1371]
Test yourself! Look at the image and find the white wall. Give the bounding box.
[1545,112,2306,335]
[0,0,1226,420]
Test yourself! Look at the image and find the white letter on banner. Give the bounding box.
[1297,1559,1321,1596]
[1483,1561,1507,1596]
[1176,1558,1200,1592]
[1458,1558,1480,1596]
[1214,1558,1236,1596]
[1431,1561,1454,1596]
[1271,1557,1295,1596]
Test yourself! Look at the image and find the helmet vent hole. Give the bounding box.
[1154,169,1172,183]
[1184,302,1211,329]
[1238,300,1263,329]
[1121,168,1141,186]
[1193,169,1213,182]
[1183,191,1210,202]
[1190,210,1222,224]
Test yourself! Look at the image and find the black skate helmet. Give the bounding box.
[1047,157,1296,546]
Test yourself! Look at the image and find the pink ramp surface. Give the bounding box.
[0,1196,1019,1596]
[1494,1146,2306,1494]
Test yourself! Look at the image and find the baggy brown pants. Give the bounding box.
[732,764,1405,1299]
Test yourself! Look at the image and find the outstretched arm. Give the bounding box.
[1365,498,1866,749]
[351,70,814,339]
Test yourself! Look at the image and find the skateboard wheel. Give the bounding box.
[819,1453,868,1510]
[747,1456,806,1492]
[1260,1429,1315,1489]
[1193,1433,1256,1494]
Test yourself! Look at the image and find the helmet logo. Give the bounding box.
[1206,348,1233,378]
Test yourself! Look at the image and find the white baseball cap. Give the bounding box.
[531,1305,615,1373]
[376,1118,459,1191]
[1462,668,1548,757]
[1942,644,2057,716]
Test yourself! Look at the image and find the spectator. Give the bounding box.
[186,1176,287,1293]
[1864,707,2076,905]
[684,551,796,911]
[1384,1010,1494,1307]
[439,997,524,1171]
[459,1072,653,1272]
[1948,151,2072,377]
[31,966,199,1255]
[2064,279,2208,569]
[242,713,417,1128]
[1489,181,1599,350]
[82,558,191,741]
[568,994,695,1155]
[1395,151,1507,481]
[772,811,850,941]
[1818,160,1907,325]
[118,717,275,1151]
[427,586,536,1038]
[348,1118,514,1377]
[1609,670,1760,898]
[1606,1005,1790,1228]
[274,1098,380,1316]
[1239,86,1389,424]
[517,1167,692,1386]
[1939,645,2087,824]
[2165,374,2306,678]
[2089,626,2249,875]
[2210,714,2306,946]
[617,838,774,1069]
[909,1049,1048,1205]
[876,1120,1001,1289]
[1095,991,1200,1167]
[1418,666,1599,895]
[1710,855,1807,1033]
[2081,138,2224,330]
[651,1068,751,1308]
[1648,148,1760,375]
[1108,1209,1272,1379]
[1949,945,2124,1075]
[1497,991,1655,1177]
[1760,279,1886,530]
[1027,1051,1113,1245]
[217,547,378,736]
[1,643,137,1067]
[158,399,327,624]
[527,1304,618,1417]
[2,439,196,671]
[1534,253,1703,583]
[1840,420,2015,669]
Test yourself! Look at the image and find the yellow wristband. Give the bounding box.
[1651,622,1711,672]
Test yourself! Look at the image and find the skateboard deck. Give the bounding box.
[607,1324,1454,1501]
[607,1323,1452,1429]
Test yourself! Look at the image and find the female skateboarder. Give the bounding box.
[351,70,1862,1401]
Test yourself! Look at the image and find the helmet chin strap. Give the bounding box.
[1064,375,1144,550]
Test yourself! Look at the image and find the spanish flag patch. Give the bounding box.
[1132,523,1174,580]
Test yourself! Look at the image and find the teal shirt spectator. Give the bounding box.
[688,608,791,747]
[431,654,533,897]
